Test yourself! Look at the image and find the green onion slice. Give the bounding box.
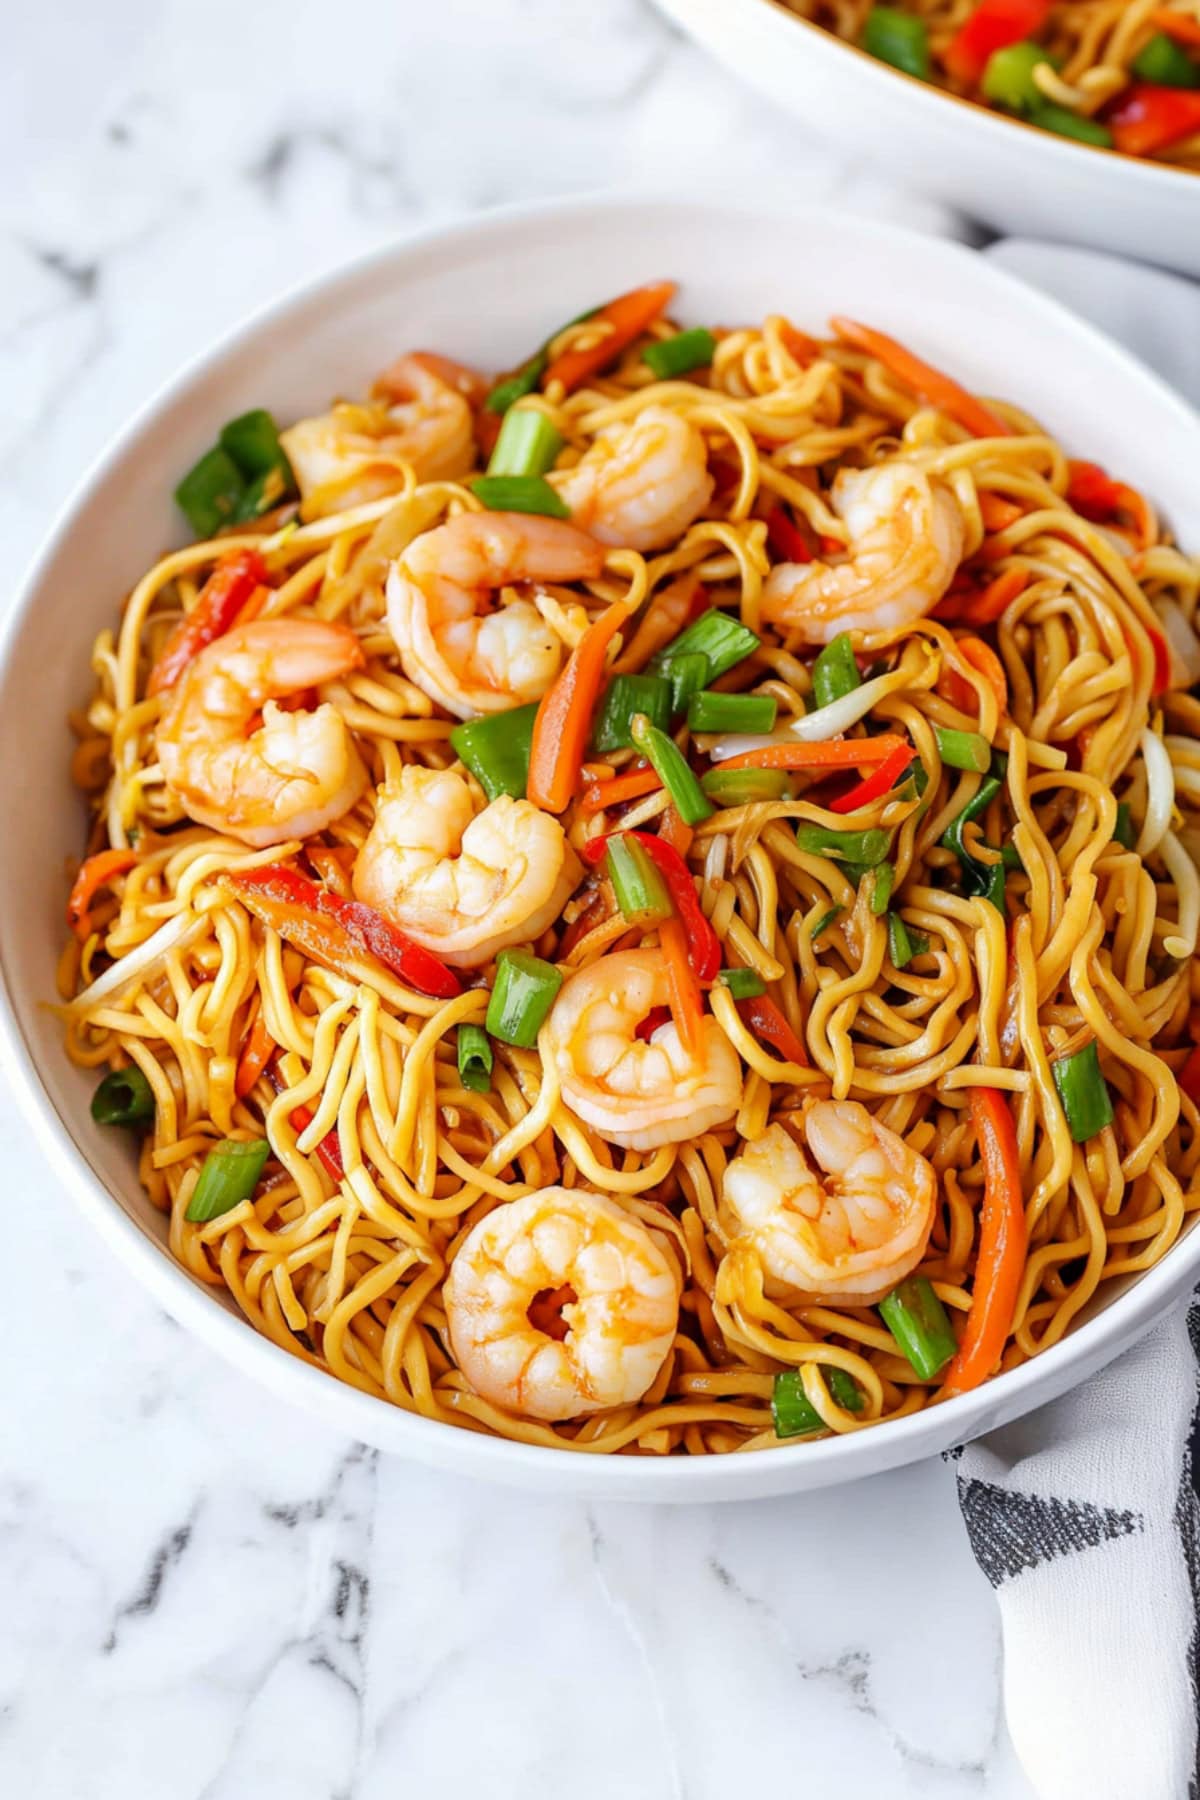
[941,773,1007,912]
[174,446,246,539]
[487,407,564,479]
[593,674,672,754]
[796,822,891,867]
[935,727,992,773]
[1027,101,1113,146]
[879,1276,958,1379]
[810,904,844,941]
[701,767,792,806]
[862,3,930,77]
[647,608,760,685]
[91,1065,155,1129]
[1132,30,1199,86]
[687,690,777,734]
[660,652,709,717]
[771,1367,865,1438]
[717,967,766,1000]
[185,1137,272,1223]
[630,714,713,826]
[1113,802,1135,850]
[642,328,717,381]
[1052,1039,1114,1143]
[887,912,928,968]
[606,835,673,926]
[219,409,293,483]
[486,950,563,1047]
[450,704,538,801]
[811,633,861,711]
[457,1024,494,1094]
[870,862,896,915]
[469,475,570,518]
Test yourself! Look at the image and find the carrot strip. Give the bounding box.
[1154,6,1200,44]
[613,574,704,674]
[979,494,1024,533]
[657,804,695,858]
[779,322,821,366]
[940,636,1007,717]
[962,567,1029,626]
[235,1013,276,1100]
[831,317,1012,440]
[66,848,137,941]
[1179,1045,1200,1105]
[528,596,638,814]
[578,765,662,818]
[942,1087,1027,1397]
[714,734,910,773]
[543,281,677,396]
[660,914,704,1058]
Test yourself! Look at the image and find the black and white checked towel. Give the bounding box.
[955,241,1200,1800]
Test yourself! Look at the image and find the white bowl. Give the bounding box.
[654,0,1198,276]
[4,194,1198,1500]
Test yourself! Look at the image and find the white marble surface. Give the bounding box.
[0,1,1114,1793]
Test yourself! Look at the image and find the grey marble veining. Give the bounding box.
[3,2,1039,1793]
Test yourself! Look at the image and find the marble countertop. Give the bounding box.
[2,2,1061,1793]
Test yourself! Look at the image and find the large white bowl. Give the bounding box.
[4,194,1199,1500]
[655,0,1198,276]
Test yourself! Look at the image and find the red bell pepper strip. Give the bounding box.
[582,829,721,982]
[828,741,915,813]
[265,1063,345,1181]
[235,1013,276,1099]
[66,848,137,941]
[765,504,813,564]
[942,1087,1027,1396]
[528,591,634,814]
[943,0,1051,84]
[831,317,1012,440]
[739,993,809,1067]
[1108,84,1200,157]
[147,549,267,696]
[634,1004,673,1043]
[1179,1045,1200,1104]
[542,281,677,395]
[225,864,461,999]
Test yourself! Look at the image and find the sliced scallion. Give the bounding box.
[717,967,766,1000]
[887,912,928,968]
[592,674,672,754]
[642,328,717,380]
[660,652,709,717]
[1113,802,1135,850]
[630,714,713,826]
[647,608,760,684]
[870,862,895,915]
[606,835,673,926]
[469,475,570,518]
[487,407,564,479]
[935,727,992,773]
[1132,30,1199,86]
[796,823,891,867]
[457,1024,493,1094]
[810,904,844,940]
[687,690,777,734]
[811,633,861,710]
[879,1276,957,1379]
[91,1065,155,1129]
[450,703,538,801]
[771,1367,865,1438]
[1052,1039,1114,1143]
[174,447,246,539]
[701,767,792,806]
[219,409,293,482]
[862,3,930,77]
[486,950,564,1048]
[185,1137,271,1223]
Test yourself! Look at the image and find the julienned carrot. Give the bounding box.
[779,322,821,366]
[657,804,694,857]
[66,848,137,941]
[714,734,910,773]
[660,914,704,1057]
[613,574,704,674]
[235,1013,276,1099]
[942,1087,1027,1397]
[578,764,662,818]
[1154,5,1200,44]
[978,493,1024,533]
[542,281,677,396]
[963,567,1029,626]
[831,317,1012,440]
[1067,460,1155,549]
[529,597,639,814]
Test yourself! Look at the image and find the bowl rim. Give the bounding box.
[666,0,1197,196]
[4,187,1199,1493]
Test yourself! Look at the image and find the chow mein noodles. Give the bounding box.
[61,280,1200,1455]
[781,0,1200,168]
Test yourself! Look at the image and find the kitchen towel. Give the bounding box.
[960,238,1200,1800]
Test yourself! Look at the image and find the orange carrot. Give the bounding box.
[940,636,1007,717]
[713,734,910,774]
[831,317,1012,440]
[578,765,662,818]
[779,322,821,366]
[657,804,695,858]
[942,1087,1027,1397]
[612,574,704,674]
[543,281,677,396]
[66,848,137,941]
[235,1013,276,1100]
[528,597,638,813]
[1153,6,1200,45]
[962,567,1029,627]
[1179,1045,1200,1105]
[660,914,704,1057]
[979,493,1024,533]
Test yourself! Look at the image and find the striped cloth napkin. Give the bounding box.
[954,240,1200,1800]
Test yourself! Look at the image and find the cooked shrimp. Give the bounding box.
[386,509,605,718]
[445,1187,681,1421]
[761,461,964,643]
[352,765,581,968]
[721,1105,936,1305]
[550,404,713,552]
[155,620,367,848]
[280,353,476,519]
[543,949,742,1152]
